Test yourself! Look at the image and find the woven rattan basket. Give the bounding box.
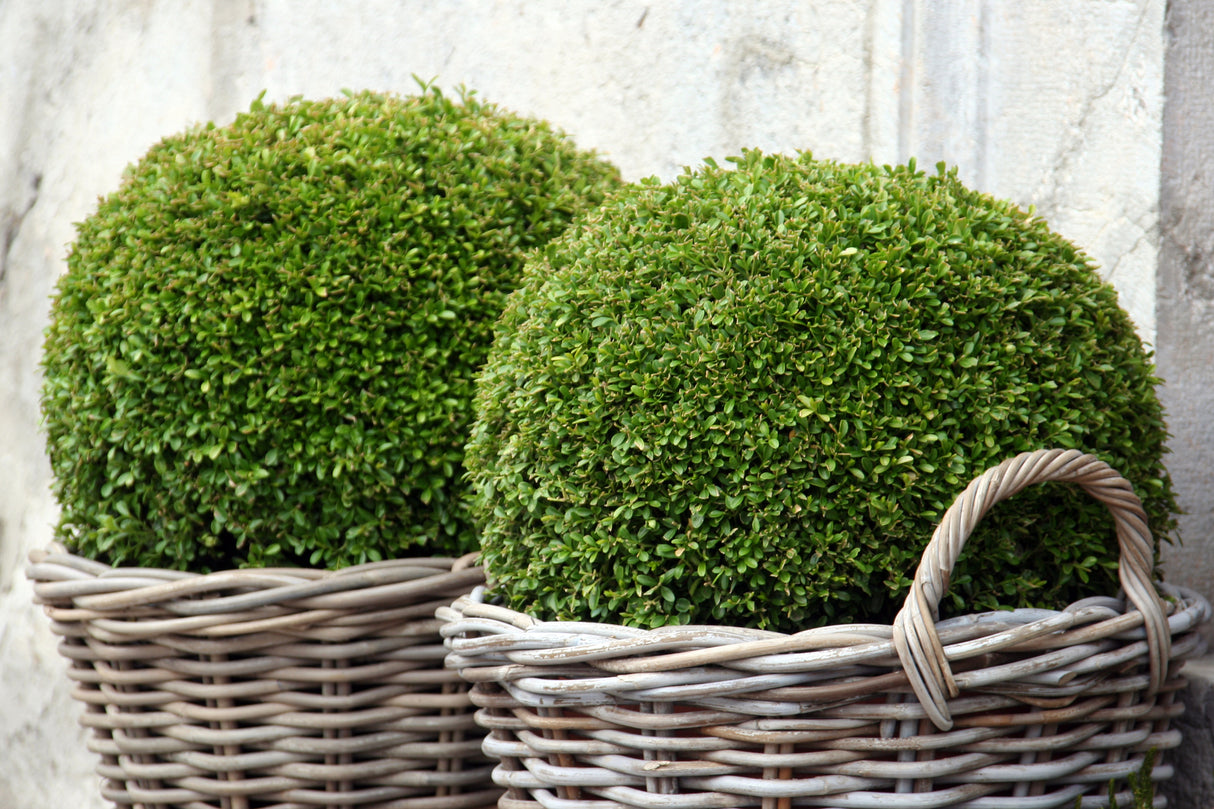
[28,551,503,809]
[439,449,1210,809]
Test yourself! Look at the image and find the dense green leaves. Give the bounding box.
[468,151,1175,631]
[42,87,620,570]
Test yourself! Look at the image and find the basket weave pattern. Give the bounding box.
[440,450,1210,809]
[29,552,503,809]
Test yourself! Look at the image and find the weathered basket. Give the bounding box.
[28,551,503,809]
[439,449,1211,809]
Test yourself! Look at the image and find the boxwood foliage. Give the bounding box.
[468,150,1175,631]
[42,87,620,571]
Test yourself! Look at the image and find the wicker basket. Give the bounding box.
[439,449,1211,809]
[28,550,503,809]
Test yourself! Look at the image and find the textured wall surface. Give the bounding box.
[0,1,1186,805]
[1157,0,1214,648]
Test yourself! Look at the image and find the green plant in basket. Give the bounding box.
[467,150,1175,631]
[42,86,620,571]
[1082,749,1156,809]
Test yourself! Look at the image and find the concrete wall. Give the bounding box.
[0,1,1192,805]
[1157,0,1214,653]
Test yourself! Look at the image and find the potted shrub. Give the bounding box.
[30,86,619,808]
[440,151,1209,808]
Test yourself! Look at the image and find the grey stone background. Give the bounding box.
[1,1,1210,806]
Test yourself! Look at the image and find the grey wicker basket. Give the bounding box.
[29,551,503,809]
[440,449,1210,809]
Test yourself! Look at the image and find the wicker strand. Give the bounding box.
[892,449,1170,731]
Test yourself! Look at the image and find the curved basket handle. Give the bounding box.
[892,448,1170,731]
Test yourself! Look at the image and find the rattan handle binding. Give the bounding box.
[892,447,1170,731]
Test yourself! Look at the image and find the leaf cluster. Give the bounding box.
[468,150,1175,631]
[42,87,620,570]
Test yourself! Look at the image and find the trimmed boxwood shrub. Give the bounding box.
[42,87,620,571]
[468,150,1175,631]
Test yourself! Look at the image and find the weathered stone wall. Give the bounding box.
[0,1,1188,805]
[1157,0,1214,656]
[1156,4,1214,801]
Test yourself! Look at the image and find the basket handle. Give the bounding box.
[891,448,1170,731]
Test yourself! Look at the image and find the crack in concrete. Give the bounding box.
[1101,208,1158,283]
[1034,0,1152,215]
[1106,229,1151,284]
[0,173,42,289]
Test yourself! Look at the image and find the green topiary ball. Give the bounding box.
[42,87,620,570]
[467,150,1176,631]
